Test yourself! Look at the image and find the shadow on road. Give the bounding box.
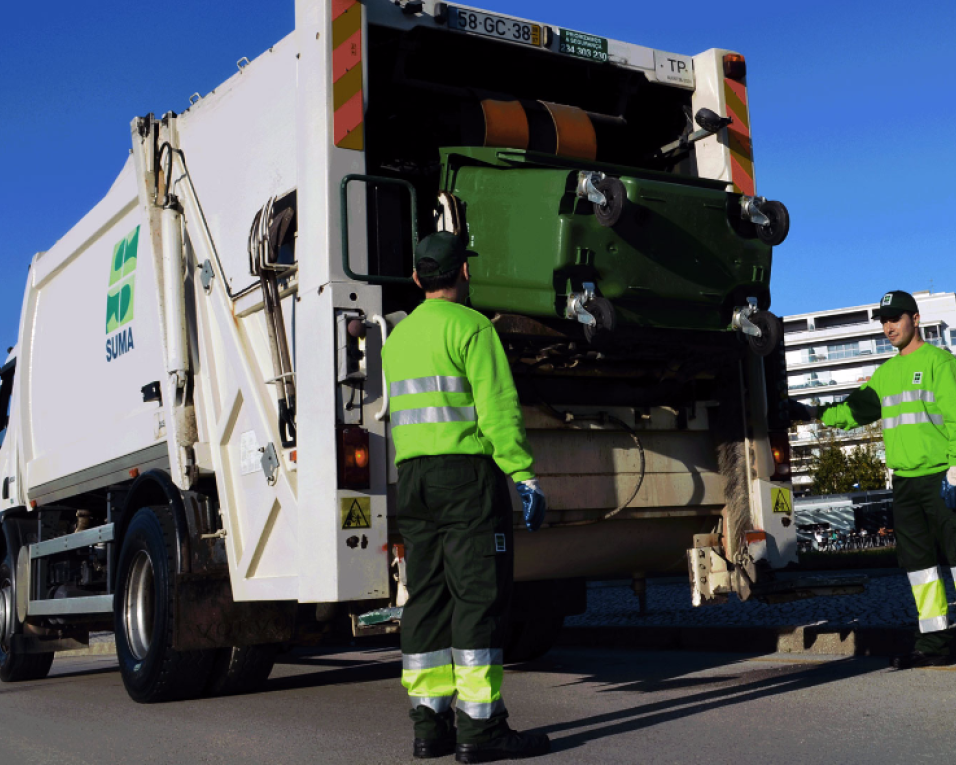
[523,652,881,753]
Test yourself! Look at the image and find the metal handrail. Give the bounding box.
[340,174,417,285]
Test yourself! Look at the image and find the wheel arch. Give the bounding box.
[1,509,32,566]
[113,470,191,590]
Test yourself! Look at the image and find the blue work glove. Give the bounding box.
[942,467,956,511]
[515,479,547,532]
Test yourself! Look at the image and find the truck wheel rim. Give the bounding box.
[0,582,11,647]
[124,551,155,661]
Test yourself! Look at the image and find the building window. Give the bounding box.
[924,326,942,346]
[784,319,808,334]
[815,310,869,330]
[827,341,860,360]
[875,336,893,354]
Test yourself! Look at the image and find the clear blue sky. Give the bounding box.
[2,0,954,349]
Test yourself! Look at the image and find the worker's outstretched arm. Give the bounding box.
[464,326,535,482]
[820,384,882,430]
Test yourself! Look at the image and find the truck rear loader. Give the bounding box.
[0,0,856,701]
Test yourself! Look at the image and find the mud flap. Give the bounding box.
[173,573,295,651]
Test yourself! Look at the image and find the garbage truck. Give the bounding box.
[0,0,857,702]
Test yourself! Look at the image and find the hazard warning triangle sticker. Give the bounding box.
[771,487,792,514]
[341,497,371,529]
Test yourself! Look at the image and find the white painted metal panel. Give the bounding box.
[22,160,167,492]
[175,35,298,296]
[692,48,735,188]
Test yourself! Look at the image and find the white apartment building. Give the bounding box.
[783,290,956,491]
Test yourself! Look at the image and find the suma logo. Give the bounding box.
[106,226,139,362]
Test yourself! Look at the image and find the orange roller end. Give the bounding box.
[481,99,530,150]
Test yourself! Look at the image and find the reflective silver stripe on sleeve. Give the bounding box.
[918,615,950,634]
[952,567,956,583]
[392,406,477,427]
[907,567,941,587]
[455,699,507,719]
[391,376,472,398]
[403,649,454,671]
[882,390,936,407]
[883,412,945,430]
[409,696,455,713]
[452,648,504,667]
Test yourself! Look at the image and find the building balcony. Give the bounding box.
[786,348,892,372]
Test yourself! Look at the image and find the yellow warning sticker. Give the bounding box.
[771,486,793,514]
[341,497,372,529]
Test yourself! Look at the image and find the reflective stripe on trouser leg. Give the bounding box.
[453,648,506,719]
[403,649,456,712]
[907,567,950,633]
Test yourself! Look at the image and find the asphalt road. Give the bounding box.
[1,646,954,765]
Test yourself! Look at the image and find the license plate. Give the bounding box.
[448,6,541,47]
[559,29,608,62]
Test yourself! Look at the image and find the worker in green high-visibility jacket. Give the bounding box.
[382,232,551,762]
[791,290,956,669]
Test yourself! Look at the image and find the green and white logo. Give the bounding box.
[913,372,923,385]
[882,293,893,306]
[106,226,138,333]
[105,226,139,363]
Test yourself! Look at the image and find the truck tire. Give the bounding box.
[114,506,214,703]
[204,644,279,697]
[504,615,564,664]
[0,552,55,683]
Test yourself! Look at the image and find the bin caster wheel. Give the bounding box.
[755,200,790,246]
[593,179,627,228]
[583,297,617,344]
[746,311,782,357]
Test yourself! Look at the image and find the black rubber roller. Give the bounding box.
[593,178,627,228]
[747,311,782,357]
[755,200,790,247]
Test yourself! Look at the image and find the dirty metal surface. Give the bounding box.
[173,572,295,651]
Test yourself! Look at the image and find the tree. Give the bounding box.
[809,433,851,494]
[846,424,888,490]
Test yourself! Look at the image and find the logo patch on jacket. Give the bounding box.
[913,372,923,385]
[495,534,506,553]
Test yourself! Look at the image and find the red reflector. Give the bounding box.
[745,530,767,544]
[723,53,747,80]
[30,500,37,508]
[290,450,297,463]
[337,426,370,490]
[129,468,140,478]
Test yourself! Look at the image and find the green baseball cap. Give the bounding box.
[414,232,476,277]
[876,290,919,317]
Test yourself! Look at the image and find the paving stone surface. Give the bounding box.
[570,569,956,630]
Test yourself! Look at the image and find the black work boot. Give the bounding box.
[455,730,551,763]
[414,734,457,759]
[412,708,457,759]
[890,650,955,669]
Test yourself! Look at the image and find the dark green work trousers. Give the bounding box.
[397,455,514,744]
[893,470,956,655]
